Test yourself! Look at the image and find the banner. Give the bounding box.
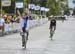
[40,7,45,11]
[45,8,49,12]
[1,0,11,6]
[16,2,24,8]
[28,4,35,9]
[34,6,40,10]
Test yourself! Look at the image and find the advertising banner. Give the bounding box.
[1,0,11,6]
[16,2,24,8]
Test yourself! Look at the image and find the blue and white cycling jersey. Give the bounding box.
[19,16,29,30]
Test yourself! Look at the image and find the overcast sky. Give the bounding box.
[68,0,75,8]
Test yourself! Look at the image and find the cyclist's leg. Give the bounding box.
[54,26,56,31]
[25,29,29,40]
[24,30,29,48]
[26,31,29,40]
[50,30,54,40]
[22,28,25,47]
[24,32,27,48]
[22,35,25,47]
[50,26,55,40]
[50,27,53,38]
[50,30,53,38]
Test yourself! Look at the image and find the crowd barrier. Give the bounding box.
[0,18,48,36]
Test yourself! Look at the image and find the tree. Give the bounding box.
[46,0,61,16]
[0,9,5,14]
[46,0,68,16]
[40,0,47,7]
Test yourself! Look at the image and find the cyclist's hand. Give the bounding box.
[54,27,56,31]
[26,30,29,32]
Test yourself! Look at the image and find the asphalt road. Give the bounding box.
[0,18,75,54]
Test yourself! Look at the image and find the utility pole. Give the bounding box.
[23,0,29,13]
[23,0,28,10]
[23,0,25,12]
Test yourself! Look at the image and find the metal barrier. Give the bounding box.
[0,18,48,36]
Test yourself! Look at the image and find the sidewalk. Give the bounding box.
[0,18,75,54]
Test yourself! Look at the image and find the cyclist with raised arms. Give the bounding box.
[17,10,29,47]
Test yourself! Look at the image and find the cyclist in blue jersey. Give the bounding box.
[17,10,29,47]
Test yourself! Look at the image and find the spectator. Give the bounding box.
[0,15,5,36]
[4,15,12,23]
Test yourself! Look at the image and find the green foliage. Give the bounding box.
[46,0,68,16]
[46,0,61,16]
[0,0,68,15]
[24,0,29,8]
[40,0,47,7]
[0,9,5,14]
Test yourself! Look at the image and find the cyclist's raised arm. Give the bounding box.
[17,10,21,16]
[17,10,22,19]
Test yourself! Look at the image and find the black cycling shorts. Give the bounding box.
[22,27,26,32]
